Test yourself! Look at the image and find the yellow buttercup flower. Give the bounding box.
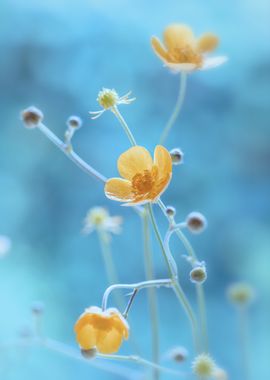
[105,145,172,205]
[74,306,129,354]
[151,24,227,72]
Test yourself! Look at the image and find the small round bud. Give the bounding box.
[167,346,188,363]
[21,106,43,128]
[67,116,82,129]
[227,282,255,306]
[186,212,207,234]
[81,348,97,359]
[192,353,216,378]
[165,206,176,217]
[97,88,119,109]
[170,148,184,165]
[190,264,207,284]
[31,301,45,315]
[213,368,228,380]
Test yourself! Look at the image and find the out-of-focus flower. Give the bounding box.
[213,367,228,380]
[105,145,172,205]
[151,24,227,73]
[90,88,135,119]
[166,346,188,363]
[83,207,122,235]
[74,306,129,354]
[192,353,216,378]
[227,282,255,306]
[0,235,11,258]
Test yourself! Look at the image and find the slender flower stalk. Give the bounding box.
[158,199,209,352]
[97,229,125,311]
[141,209,160,380]
[102,279,172,311]
[237,306,251,380]
[159,72,187,145]
[37,123,107,183]
[111,106,137,146]
[147,204,199,352]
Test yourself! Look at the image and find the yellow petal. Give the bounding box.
[105,178,134,202]
[96,328,123,354]
[76,324,97,350]
[151,36,169,63]
[163,24,196,51]
[154,145,172,178]
[197,33,219,53]
[117,146,153,181]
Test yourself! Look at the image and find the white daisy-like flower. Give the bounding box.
[83,207,122,235]
[90,88,135,120]
[0,235,11,258]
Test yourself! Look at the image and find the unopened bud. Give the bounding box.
[186,212,207,234]
[67,116,82,129]
[167,346,188,363]
[81,348,97,359]
[170,148,184,165]
[190,264,207,284]
[165,206,176,217]
[21,106,43,128]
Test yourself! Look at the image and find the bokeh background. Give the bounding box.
[1,0,270,379]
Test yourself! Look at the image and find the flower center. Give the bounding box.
[131,170,154,195]
[169,45,202,66]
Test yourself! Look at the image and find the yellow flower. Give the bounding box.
[74,306,129,354]
[104,145,172,205]
[151,24,227,72]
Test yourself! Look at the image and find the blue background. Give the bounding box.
[0,0,269,379]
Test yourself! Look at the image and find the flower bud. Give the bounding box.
[213,368,228,380]
[21,106,43,128]
[81,348,97,359]
[170,148,184,165]
[67,116,82,129]
[31,301,45,315]
[190,264,207,284]
[97,88,119,109]
[165,206,176,217]
[186,212,207,234]
[192,353,216,378]
[227,282,255,306]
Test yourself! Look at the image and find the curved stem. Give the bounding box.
[112,106,137,146]
[37,123,107,183]
[159,72,187,145]
[102,279,172,311]
[141,210,160,380]
[97,230,125,312]
[147,204,199,352]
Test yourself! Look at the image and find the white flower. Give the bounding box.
[0,235,11,258]
[83,207,122,235]
[90,88,135,119]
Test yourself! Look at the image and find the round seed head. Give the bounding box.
[190,265,207,284]
[165,206,176,217]
[97,88,119,109]
[227,282,255,306]
[192,353,216,378]
[81,348,97,359]
[186,212,207,233]
[21,106,43,128]
[170,148,184,165]
[67,116,82,129]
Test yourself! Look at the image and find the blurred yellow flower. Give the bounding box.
[74,306,129,354]
[151,24,227,72]
[83,207,122,235]
[105,145,172,205]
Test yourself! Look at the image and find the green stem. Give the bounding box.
[112,106,137,146]
[159,72,187,145]
[147,204,199,352]
[142,210,160,380]
[237,306,251,380]
[97,230,125,312]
